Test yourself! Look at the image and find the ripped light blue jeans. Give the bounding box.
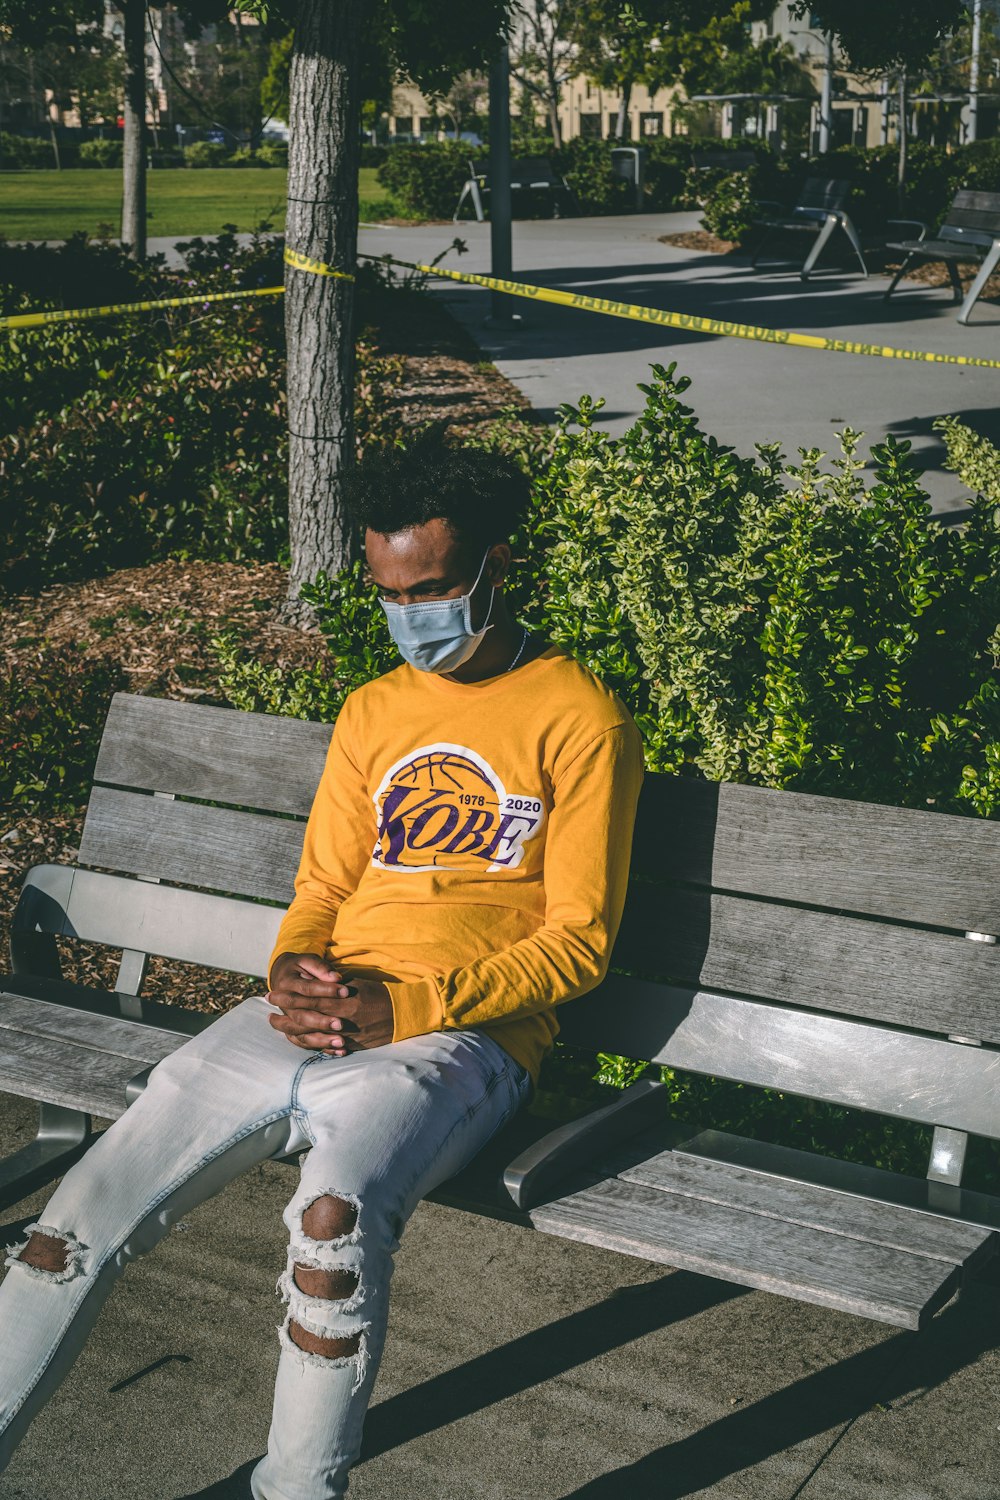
[0,995,532,1500]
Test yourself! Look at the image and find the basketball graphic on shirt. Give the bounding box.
[372,742,545,874]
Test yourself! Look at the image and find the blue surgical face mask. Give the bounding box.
[378,547,496,673]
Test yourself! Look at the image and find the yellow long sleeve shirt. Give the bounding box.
[266,642,645,1086]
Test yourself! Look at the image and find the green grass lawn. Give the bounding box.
[0,167,401,241]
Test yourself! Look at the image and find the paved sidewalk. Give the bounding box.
[0,1091,997,1500]
[358,214,1000,519]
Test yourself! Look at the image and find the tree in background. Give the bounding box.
[0,0,104,167]
[509,0,579,148]
[791,0,968,201]
[569,0,785,142]
[177,8,273,149]
[239,0,514,624]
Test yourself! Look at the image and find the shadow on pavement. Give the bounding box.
[556,1281,1000,1499]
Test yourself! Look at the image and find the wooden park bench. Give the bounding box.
[884,188,1000,326]
[751,176,868,280]
[3,691,1000,1333]
[453,155,574,222]
[690,148,759,173]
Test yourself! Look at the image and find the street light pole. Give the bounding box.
[818,31,833,154]
[969,0,983,143]
[488,43,514,322]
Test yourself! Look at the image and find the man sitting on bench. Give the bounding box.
[0,441,644,1498]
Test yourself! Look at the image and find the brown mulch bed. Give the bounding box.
[0,300,531,1019]
[660,229,740,255]
[658,229,1000,302]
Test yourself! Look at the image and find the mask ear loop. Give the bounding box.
[465,547,497,639]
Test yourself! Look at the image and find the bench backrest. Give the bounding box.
[691,149,758,172]
[22,692,1000,1144]
[795,177,850,213]
[475,155,560,187]
[939,188,1000,250]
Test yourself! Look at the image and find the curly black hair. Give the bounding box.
[343,437,530,556]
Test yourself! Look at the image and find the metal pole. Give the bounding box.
[488,43,514,322]
[969,0,982,143]
[818,32,833,154]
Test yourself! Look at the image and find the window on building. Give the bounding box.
[418,116,436,137]
[393,115,413,137]
[607,112,631,138]
[579,112,602,138]
[639,112,662,137]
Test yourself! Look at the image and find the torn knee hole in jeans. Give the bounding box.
[278,1313,372,1391]
[3,1223,85,1283]
[278,1190,370,1388]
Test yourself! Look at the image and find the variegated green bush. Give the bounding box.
[521,365,1000,820]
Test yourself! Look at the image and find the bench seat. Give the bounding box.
[528,1124,999,1331]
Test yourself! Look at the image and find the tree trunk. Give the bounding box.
[614,80,632,140]
[896,68,907,214]
[48,114,61,171]
[546,88,561,148]
[120,0,147,259]
[281,0,365,628]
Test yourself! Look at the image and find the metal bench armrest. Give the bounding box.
[503,1076,671,1211]
[887,218,929,240]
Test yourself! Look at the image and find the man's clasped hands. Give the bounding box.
[267,952,395,1056]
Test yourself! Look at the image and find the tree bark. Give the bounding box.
[281,0,365,628]
[615,80,632,140]
[120,0,147,259]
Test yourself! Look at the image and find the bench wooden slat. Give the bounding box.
[79,786,305,902]
[0,1029,167,1118]
[18,865,279,978]
[613,886,1000,1043]
[0,993,194,1064]
[92,692,332,814]
[633,776,1000,932]
[558,978,1000,1138]
[529,1176,965,1329]
[607,1131,995,1265]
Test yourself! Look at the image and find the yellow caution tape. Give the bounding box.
[283,246,355,281]
[0,284,285,333]
[0,249,351,332]
[355,252,1000,371]
[4,243,996,374]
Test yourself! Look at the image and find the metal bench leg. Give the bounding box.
[750,228,774,269]
[958,241,1000,325]
[0,1104,93,1213]
[838,213,868,277]
[801,213,837,279]
[947,259,964,304]
[884,250,918,301]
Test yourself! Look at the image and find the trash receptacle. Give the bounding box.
[610,146,647,212]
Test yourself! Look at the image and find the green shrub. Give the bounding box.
[184,140,229,168]
[377,141,476,218]
[212,560,399,720]
[360,144,388,168]
[0,228,411,592]
[0,645,128,812]
[0,133,53,169]
[257,141,288,167]
[556,136,633,216]
[697,166,760,242]
[79,138,123,168]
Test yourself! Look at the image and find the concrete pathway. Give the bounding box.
[1,1091,997,1500]
[358,213,1000,520]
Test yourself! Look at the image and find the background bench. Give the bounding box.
[885,188,1000,325]
[4,691,1000,1333]
[453,155,575,222]
[751,176,868,279]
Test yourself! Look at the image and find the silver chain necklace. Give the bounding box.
[506,626,531,673]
